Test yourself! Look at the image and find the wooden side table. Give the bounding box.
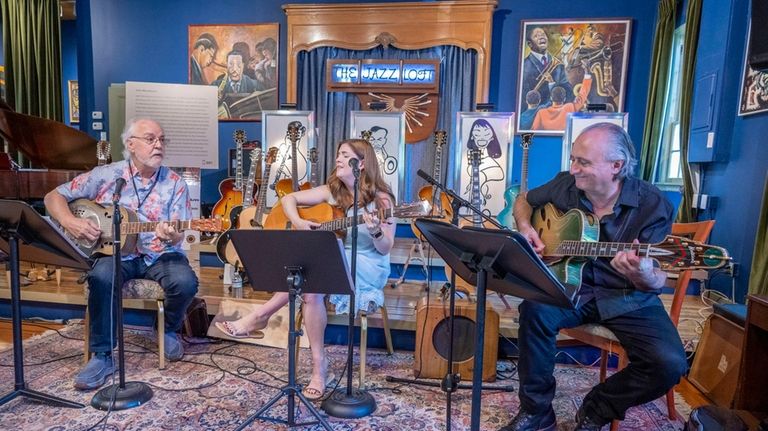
[734,294,768,413]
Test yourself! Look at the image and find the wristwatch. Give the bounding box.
[371,229,383,239]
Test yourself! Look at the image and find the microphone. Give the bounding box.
[112,178,126,203]
[416,169,438,186]
[349,157,360,178]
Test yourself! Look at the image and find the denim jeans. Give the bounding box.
[517,299,688,422]
[86,252,198,353]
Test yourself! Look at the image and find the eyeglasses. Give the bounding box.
[131,135,169,147]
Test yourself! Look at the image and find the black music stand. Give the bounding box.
[229,229,355,431]
[0,200,89,409]
[414,218,577,431]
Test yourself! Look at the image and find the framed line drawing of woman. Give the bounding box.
[454,112,515,216]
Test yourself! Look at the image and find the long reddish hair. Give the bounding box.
[327,139,395,210]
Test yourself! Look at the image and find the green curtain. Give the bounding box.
[640,0,677,181]
[676,0,702,223]
[1,0,62,120]
[748,172,768,296]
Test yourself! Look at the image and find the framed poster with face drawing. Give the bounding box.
[261,110,315,208]
[454,112,515,216]
[349,111,406,204]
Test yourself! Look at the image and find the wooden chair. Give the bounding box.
[83,279,167,369]
[560,220,715,431]
[295,301,394,389]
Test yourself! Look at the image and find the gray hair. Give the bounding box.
[581,122,637,179]
[120,118,163,160]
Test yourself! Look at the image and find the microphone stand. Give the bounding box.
[322,162,376,418]
[385,171,513,430]
[92,184,153,410]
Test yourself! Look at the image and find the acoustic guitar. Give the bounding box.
[497,133,533,230]
[263,200,432,234]
[531,203,731,286]
[211,130,247,230]
[411,130,452,240]
[215,147,261,264]
[274,121,311,198]
[65,199,223,256]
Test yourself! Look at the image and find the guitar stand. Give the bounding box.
[391,238,431,290]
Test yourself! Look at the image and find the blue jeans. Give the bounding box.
[517,299,687,422]
[87,252,198,353]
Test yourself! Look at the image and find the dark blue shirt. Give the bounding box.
[526,172,674,319]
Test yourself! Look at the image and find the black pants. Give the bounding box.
[517,299,688,422]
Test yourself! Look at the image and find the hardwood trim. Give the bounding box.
[283,0,497,103]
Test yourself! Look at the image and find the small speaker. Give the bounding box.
[749,0,768,71]
[413,298,499,382]
[689,314,744,408]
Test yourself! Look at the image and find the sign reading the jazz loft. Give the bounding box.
[326,59,440,143]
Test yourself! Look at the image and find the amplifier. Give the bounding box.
[688,314,744,408]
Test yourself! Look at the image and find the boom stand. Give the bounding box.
[414,218,577,431]
[91,195,153,410]
[0,200,88,409]
[229,229,357,430]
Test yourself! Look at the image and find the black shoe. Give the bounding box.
[499,407,557,431]
[574,406,607,431]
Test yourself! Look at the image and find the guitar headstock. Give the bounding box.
[361,130,373,143]
[468,148,482,167]
[521,133,533,150]
[652,235,731,271]
[286,121,306,143]
[434,130,447,148]
[234,130,246,146]
[309,147,318,163]
[249,147,261,163]
[96,140,111,166]
[191,217,224,233]
[265,147,279,165]
[393,200,433,218]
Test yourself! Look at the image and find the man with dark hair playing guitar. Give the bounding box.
[502,122,687,431]
[44,118,199,391]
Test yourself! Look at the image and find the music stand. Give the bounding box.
[0,200,89,409]
[229,229,355,431]
[415,218,577,431]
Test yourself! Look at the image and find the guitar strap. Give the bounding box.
[128,161,161,211]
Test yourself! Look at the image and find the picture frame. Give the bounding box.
[517,19,631,135]
[562,112,628,171]
[454,112,515,216]
[349,111,406,203]
[261,110,315,208]
[68,80,79,124]
[189,23,279,121]
[738,23,768,116]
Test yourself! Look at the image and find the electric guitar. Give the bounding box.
[305,147,320,188]
[263,200,432,235]
[215,148,261,264]
[65,199,223,256]
[449,149,487,292]
[497,133,532,230]
[274,121,311,198]
[211,130,247,230]
[531,203,731,287]
[412,130,452,240]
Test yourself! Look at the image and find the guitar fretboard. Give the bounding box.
[120,220,198,235]
[254,164,274,226]
[554,241,651,258]
[242,151,260,207]
[471,158,482,227]
[318,208,395,232]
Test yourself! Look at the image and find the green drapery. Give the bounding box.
[676,0,702,222]
[1,0,62,119]
[640,0,677,181]
[748,172,768,296]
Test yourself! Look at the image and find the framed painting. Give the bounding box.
[349,111,406,203]
[68,80,79,124]
[517,19,631,135]
[562,112,628,171]
[189,23,279,121]
[454,112,515,216]
[739,24,768,116]
[261,110,315,208]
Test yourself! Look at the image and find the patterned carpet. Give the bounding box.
[0,323,687,430]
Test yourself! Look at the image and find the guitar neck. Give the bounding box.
[318,207,393,231]
[291,141,299,192]
[310,162,318,187]
[471,163,482,226]
[254,164,273,223]
[554,240,650,258]
[122,220,197,234]
[235,144,243,190]
[243,157,259,207]
[521,147,529,194]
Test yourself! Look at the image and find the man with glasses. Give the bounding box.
[44,118,199,390]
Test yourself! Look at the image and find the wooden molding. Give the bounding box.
[283,0,497,103]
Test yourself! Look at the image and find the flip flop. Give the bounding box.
[301,371,336,401]
[215,321,265,340]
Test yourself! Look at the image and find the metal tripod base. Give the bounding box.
[237,384,332,431]
[91,381,153,411]
[0,387,85,409]
[321,387,376,419]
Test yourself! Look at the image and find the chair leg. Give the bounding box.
[359,311,368,389]
[157,300,165,370]
[666,388,677,420]
[83,305,90,365]
[599,349,608,382]
[380,305,394,355]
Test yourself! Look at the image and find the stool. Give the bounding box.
[83,278,167,369]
